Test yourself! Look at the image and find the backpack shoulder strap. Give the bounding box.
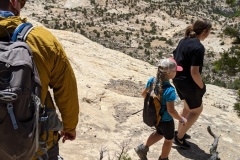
[149,77,155,90]
[12,22,34,42]
[162,83,172,89]
[12,23,41,87]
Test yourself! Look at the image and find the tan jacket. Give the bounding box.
[0,16,79,154]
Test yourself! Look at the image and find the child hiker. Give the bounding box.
[135,57,187,160]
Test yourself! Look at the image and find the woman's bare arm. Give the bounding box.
[191,66,204,89]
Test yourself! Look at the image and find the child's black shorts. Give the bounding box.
[155,120,174,140]
[173,79,206,109]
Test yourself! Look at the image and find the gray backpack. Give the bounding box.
[0,23,46,160]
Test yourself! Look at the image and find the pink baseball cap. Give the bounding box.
[158,57,183,72]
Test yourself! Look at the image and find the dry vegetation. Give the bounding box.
[23,0,236,62]
[23,0,240,98]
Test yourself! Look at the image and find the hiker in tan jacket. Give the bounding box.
[0,0,80,159]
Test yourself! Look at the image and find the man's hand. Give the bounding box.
[60,130,76,143]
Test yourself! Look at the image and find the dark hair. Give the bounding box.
[185,19,212,38]
[0,0,10,10]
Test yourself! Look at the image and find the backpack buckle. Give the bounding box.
[39,115,48,122]
[0,91,18,102]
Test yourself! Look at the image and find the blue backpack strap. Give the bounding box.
[11,22,34,42]
[149,77,155,89]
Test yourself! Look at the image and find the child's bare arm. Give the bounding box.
[166,101,187,124]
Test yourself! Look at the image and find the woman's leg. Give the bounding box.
[177,100,190,131]
[177,101,203,139]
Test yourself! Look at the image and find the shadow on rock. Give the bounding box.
[172,141,211,160]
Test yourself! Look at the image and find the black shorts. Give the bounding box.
[155,120,174,140]
[173,79,206,109]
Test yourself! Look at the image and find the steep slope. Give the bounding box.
[21,9,240,158]
[39,26,240,160]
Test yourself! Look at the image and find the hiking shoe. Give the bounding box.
[134,144,149,160]
[174,130,191,139]
[174,136,191,149]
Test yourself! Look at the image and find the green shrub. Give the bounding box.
[157,37,167,41]
[226,0,236,5]
[234,102,240,117]
[206,51,215,58]
[144,49,150,55]
[144,42,151,48]
[158,52,163,58]
[166,39,173,46]
[223,26,238,37]
[213,51,239,76]
[228,78,240,90]
[121,155,132,160]
[212,79,226,88]
[138,46,143,49]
